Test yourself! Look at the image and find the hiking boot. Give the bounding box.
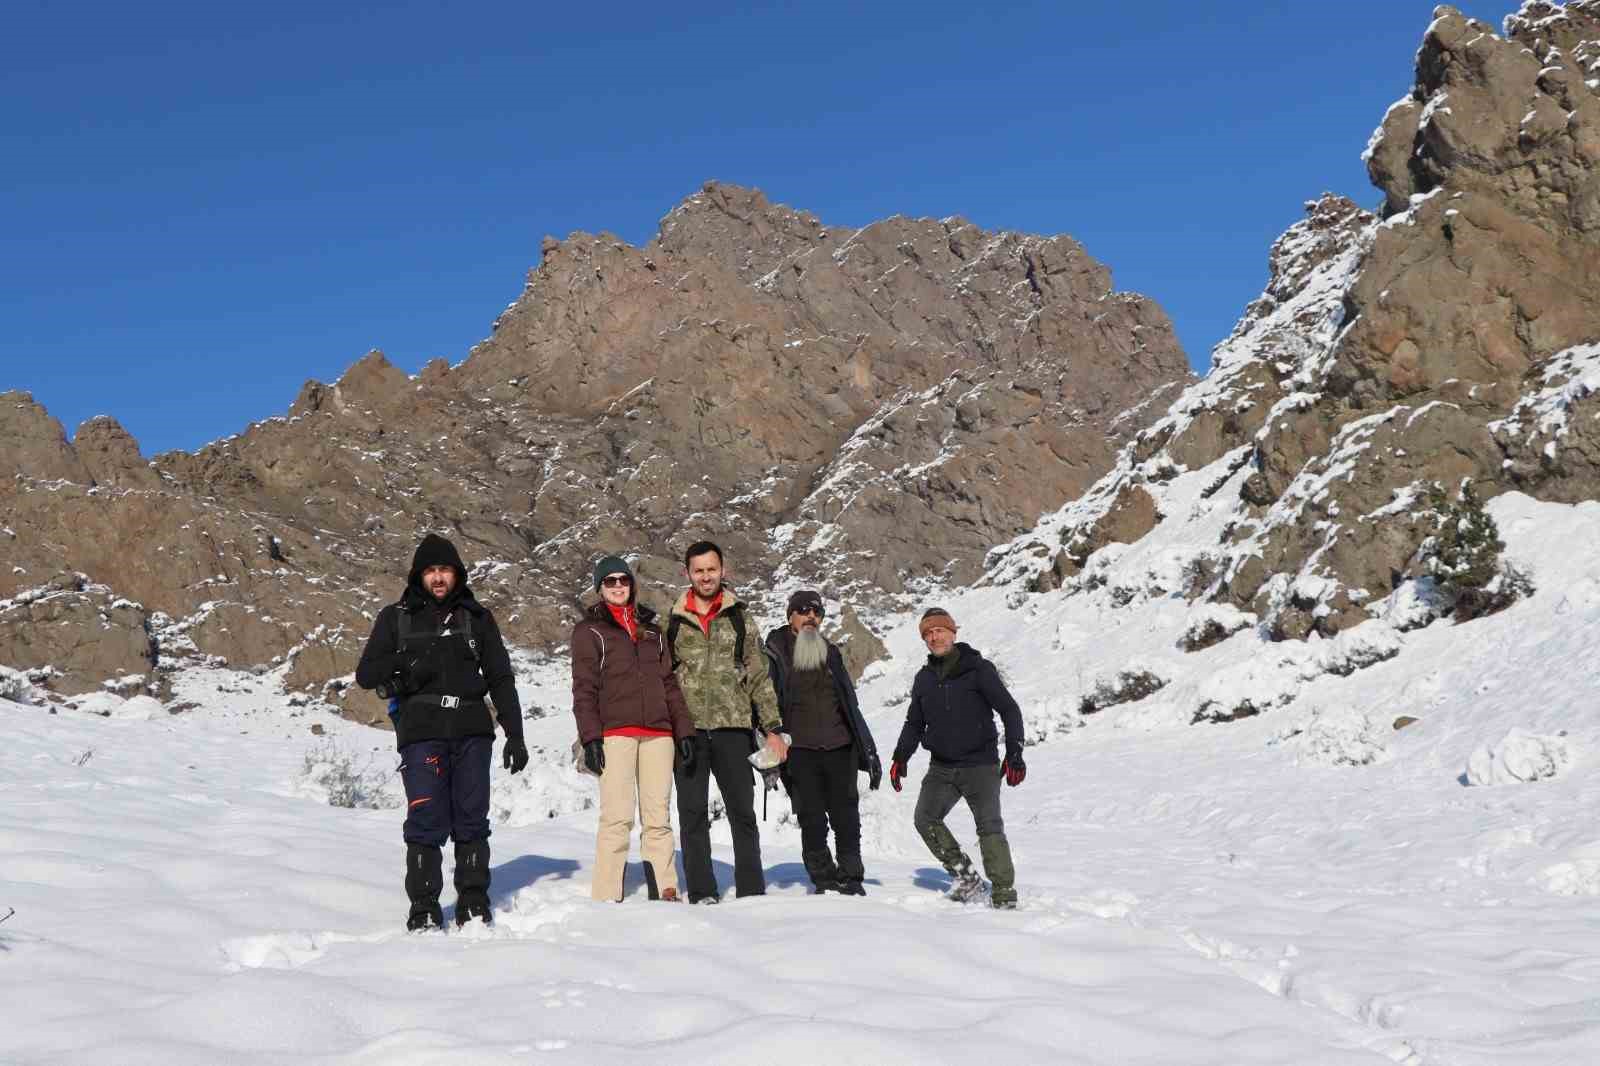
[990,896,1017,910]
[837,879,866,896]
[454,891,492,927]
[690,894,720,905]
[946,869,987,903]
[811,876,841,895]
[406,904,444,932]
[660,887,681,902]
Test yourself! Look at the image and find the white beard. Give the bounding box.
[792,627,829,672]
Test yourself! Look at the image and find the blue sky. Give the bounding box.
[4,0,1511,456]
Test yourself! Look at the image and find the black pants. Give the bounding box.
[785,745,862,885]
[399,736,492,845]
[675,728,763,900]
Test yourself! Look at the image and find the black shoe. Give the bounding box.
[811,877,841,894]
[837,879,866,896]
[991,897,1017,910]
[689,893,721,905]
[406,904,444,932]
[455,892,492,927]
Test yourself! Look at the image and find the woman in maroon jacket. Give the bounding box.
[572,555,697,902]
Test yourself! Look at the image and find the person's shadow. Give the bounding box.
[488,854,581,906]
[912,866,954,893]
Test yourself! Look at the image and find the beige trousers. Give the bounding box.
[592,734,678,901]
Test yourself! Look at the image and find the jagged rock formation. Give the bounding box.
[993,1,1600,645]
[1,185,1189,705]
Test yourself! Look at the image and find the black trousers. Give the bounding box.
[399,736,492,846]
[785,745,862,884]
[675,728,764,900]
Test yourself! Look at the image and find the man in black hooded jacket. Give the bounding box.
[356,533,528,930]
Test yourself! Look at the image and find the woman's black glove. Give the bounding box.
[677,736,698,777]
[583,739,606,775]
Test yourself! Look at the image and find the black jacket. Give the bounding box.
[355,543,523,750]
[764,626,878,771]
[892,643,1024,768]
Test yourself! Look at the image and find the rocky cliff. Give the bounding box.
[993,2,1600,647]
[1,184,1190,709]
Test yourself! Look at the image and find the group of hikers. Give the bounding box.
[356,534,1029,931]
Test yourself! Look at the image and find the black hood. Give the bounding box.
[404,533,473,611]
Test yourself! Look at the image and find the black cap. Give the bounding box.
[786,589,825,616]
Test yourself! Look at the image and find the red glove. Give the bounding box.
[889,759,908,793]
[1002,752,1026,787]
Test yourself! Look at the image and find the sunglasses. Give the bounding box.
[600,575,632,587]
[792,605,824,618]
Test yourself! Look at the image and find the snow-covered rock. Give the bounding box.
[1465,728,1572,786]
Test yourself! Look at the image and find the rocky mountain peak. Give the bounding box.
[3,186,1191,706]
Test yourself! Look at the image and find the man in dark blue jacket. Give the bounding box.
[890,607,1026,908]
[355,533,528,931]
[764,590,882,895]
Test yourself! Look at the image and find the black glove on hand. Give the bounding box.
[677,736,698,777]
[583,739,606,776]
[502,736,528,775]
[867,752,883,791]
[1002,747,1026,787]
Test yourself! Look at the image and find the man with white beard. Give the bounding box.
[763,590,882,894]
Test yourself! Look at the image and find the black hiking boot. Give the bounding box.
[837,879,866,896]
[811,876,842,894]
[454,892,492,927]
[405,843,444,930]
[406,904,445,932]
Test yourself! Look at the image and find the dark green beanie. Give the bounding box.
[593,555,634,591]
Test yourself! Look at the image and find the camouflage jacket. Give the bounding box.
[667,587,782,733]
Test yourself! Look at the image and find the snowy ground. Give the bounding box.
[3,493,1599,1064]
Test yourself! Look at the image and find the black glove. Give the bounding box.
[889,758,909,793]
[502,736,528,775]
[677,736,698,777]
[1002,747,1026,787]
[583,739,605,775]
[867,752,883,791]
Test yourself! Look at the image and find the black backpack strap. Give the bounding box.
[450,606,482,669]
[395,605,410,654]
[666,614,683,671]
[730,607,746,670]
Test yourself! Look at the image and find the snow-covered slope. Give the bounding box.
[4,491,1598,1064]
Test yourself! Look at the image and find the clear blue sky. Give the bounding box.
[4,0,1511,457]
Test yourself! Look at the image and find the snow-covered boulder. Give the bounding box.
[1464,728,1572,787]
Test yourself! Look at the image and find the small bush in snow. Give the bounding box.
[1276,709,1389,767]
[1464,728,1571,787]
[1178,608,1252,653]
[1192,697,1268,725]
[300,741,400,810]
[1416,484,1535,621]
[1078,668,1167,715]
[0,666,39,705]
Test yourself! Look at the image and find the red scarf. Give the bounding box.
[606,602,638,642]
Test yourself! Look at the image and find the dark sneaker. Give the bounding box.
[811,877,842,895]
[689,894,720,905]
[990,895,1017,910]
[837,880,866,896]
[406,905,444,932]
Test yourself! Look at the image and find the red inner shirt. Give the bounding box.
[606,602,638,642]
[686,589,723,635]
